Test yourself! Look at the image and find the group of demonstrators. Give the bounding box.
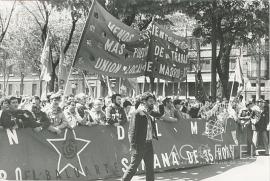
[0,91,269,156]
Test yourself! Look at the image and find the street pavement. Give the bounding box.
[103,155,270,181]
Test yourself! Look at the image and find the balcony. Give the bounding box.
[247,70,269,80]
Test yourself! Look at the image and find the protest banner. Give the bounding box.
[73,0,150,78]
[0,118,241,180]
[146,21,190,81]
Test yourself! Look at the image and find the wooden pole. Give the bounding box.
[142,76,147,93]
[156,78,160,96]
[118,77,122,94]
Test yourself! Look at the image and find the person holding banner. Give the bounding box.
[0,97,42,132]
[122,92,159,181]
[64,99,89,129]
[105,94,127,127]
[44,94,68,134]
[160,97,178,122]
[88,99,106,125]
[0,98,10,129]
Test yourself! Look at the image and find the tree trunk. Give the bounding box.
[49,64,56,92]
[211,0,217,100]
[256,42,261,100]
[217,44,232,99]
[20,72,24,95]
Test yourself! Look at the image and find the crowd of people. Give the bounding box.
[0,91,269,155]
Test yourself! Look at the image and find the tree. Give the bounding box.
[180,0,269,99]
[0,0,16,43]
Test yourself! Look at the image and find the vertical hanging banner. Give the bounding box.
[147,22,189,81]
[73,0,150,78]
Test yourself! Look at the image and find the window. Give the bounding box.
[32,84,37,96]
[252,95,256,100]
[230,59,236,69]
[251,83,265,87]
[8,84,13,95]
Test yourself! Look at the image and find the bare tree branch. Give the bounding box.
[35,0,45,21]
[20,1,42,30]
[0,0,16,43]
[63,13,78,54]
[0,14,4,33]
[41,1,50,17]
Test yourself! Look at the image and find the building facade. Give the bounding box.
[1,44,269,101]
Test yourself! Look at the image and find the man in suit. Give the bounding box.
[122,92,160,181]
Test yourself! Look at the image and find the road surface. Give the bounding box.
[103,155,270,181]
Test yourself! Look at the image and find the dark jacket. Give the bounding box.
[33,111,51,129]
[128,109,159,151]
[76,103,87,118]
[0,110,41,129]
[255,109,269,131]
[105,103,127,125]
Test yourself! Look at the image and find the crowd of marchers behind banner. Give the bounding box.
[0,91,269,155]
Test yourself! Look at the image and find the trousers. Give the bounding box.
[122,141,154,181]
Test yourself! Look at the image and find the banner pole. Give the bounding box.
[64,0,96,96]
[162,80,166,97]
[142,76,146,93]
[63,66,73,95]
[106,76,113,96]
[83,72,93,98]
[172,78,175,97]
[229,76,235,101]
[118,77,121,94]
[156,78,160,96]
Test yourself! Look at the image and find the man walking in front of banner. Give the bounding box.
[122,92,158,181]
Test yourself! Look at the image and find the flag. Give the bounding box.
[234,57,244,85]
[73,0,148,78]
[195,70,207,102]
[58,43,70,90]
[40,32,52,82]
[123,78,137,90]
[106,76,114,96]
[146,21,189,81]
[122,78,138,96]
[97,74,114,96]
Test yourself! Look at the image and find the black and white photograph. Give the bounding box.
[0,0,269,180]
